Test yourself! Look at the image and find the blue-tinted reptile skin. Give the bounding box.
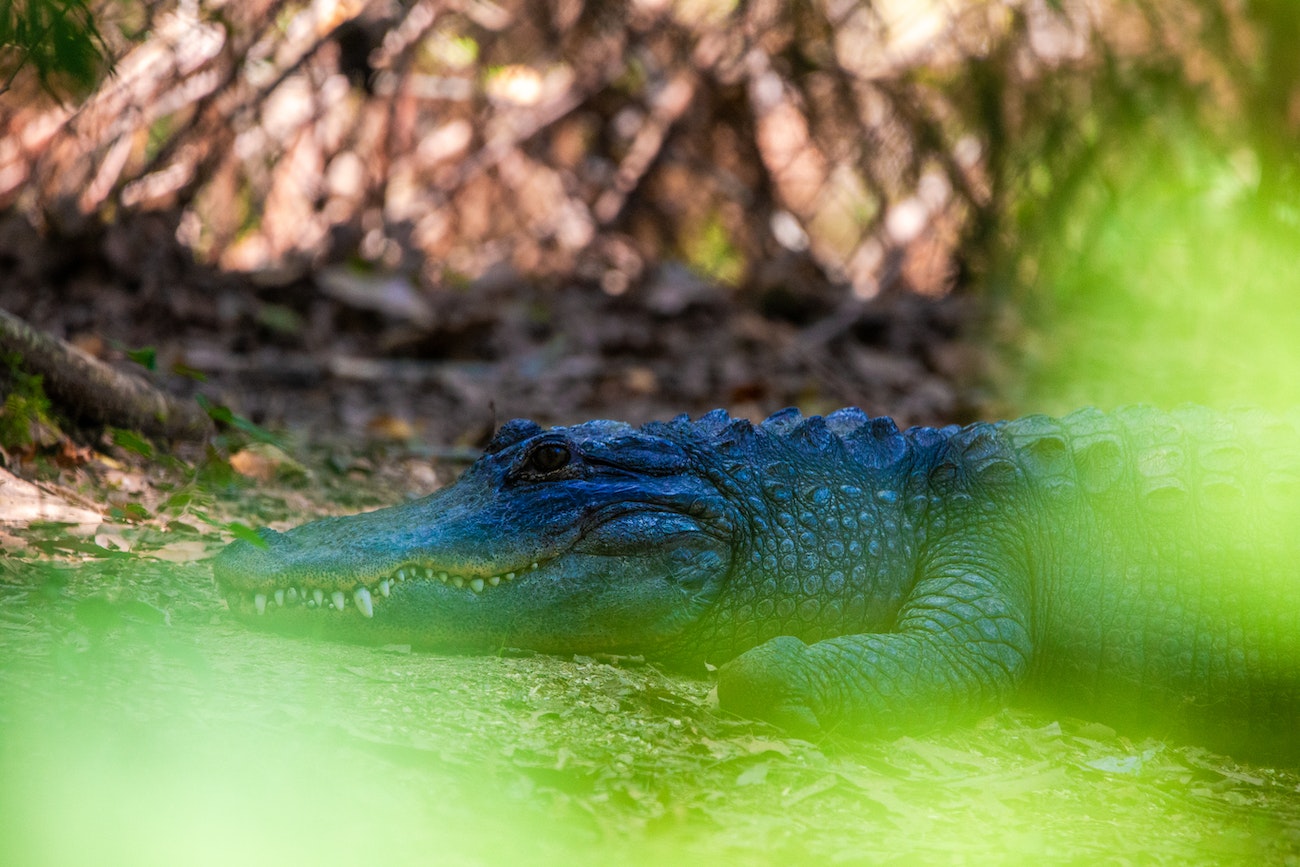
[214,406,1300,758]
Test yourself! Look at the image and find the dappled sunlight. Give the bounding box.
[7,0,1295,309]
[6,0,1246,300]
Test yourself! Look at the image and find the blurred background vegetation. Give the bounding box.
[1,0,1297,435]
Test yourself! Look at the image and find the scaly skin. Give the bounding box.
[213,407,1300,758]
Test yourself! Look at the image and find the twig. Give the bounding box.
[594,71,698,225]
[0,45,31,97]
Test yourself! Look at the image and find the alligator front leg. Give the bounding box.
[715,562,1033,737]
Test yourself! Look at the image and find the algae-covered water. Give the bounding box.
[2,557,1298,866]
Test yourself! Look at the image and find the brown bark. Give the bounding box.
[0,308,213,442]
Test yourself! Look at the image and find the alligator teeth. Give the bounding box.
[354,587,374,618]
[263,561,544,618]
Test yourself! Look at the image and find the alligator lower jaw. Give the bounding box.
[231,560,544,619]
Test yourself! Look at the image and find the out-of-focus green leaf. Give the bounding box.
[108,502,150,522]
[256,304,304,336]
[0,0,112,100]
[170,363,208,383]
[125,346,157,370]
[110,427,154,458]
[195,395,284,448]
[225,521,269,549]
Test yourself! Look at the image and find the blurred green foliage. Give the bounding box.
[963,0,1300,412]
[685,209,747,286]
[0,0,112,99]
[0,351,54,449]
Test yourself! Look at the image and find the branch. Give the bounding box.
[0,308,213,441]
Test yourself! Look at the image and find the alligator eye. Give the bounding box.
[526,442,571,474]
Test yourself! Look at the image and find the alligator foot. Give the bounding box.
[715,636,823,736]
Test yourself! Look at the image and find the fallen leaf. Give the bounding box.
[744,738,794,757]
[149,540,211,562]
[782,773,838,807]
[366,414,415,441]
[229,443,307,481]
[94,532,132,552]
[0,468,103,530]
[736,761,770,786]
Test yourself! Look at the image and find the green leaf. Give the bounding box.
[195,395,283,446]
[110,427,154,458]
[170,363,208,382]
[195,394,232,424]
[0,0,113,101]
[32,537,129,558]
[255,303,303,336]
[226,521,269,549]
[108,502,150,522]
[158,490,193,513]
[126,346,157,370]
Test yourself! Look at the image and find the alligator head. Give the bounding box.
[213,417,739,656]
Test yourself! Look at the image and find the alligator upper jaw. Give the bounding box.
[218,558,546,620]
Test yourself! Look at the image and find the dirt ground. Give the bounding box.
[3,446,1300,867]
[3,551,1300,866]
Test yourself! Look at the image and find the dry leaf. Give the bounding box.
[0,468,103,531]
[94,532,132,552]
[229,443,306,482]
[366,414,415,441]
[150,540,213,562]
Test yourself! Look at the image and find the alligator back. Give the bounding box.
[997,406,1300,753]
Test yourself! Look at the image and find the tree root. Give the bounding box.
[0,308,213,442]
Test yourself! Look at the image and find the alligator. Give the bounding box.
[213,406,1300,759]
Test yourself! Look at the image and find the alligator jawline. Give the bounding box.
[235,559,545,619]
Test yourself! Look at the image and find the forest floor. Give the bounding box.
[2,383,1300,867]
[0,212,990,447]
[2,496,1300,866]
[3,229,1300,864]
